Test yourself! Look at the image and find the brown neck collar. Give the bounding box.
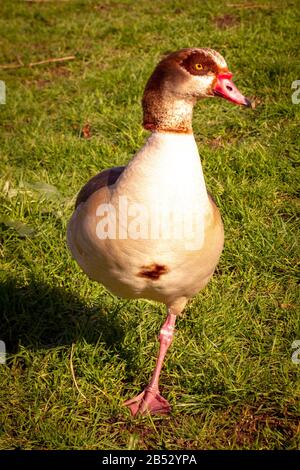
[142,88,196,134]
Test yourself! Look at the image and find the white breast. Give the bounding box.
[113,132,211,250]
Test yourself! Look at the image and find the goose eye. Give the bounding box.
[195,63,203,71]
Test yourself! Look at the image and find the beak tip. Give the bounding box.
[244,98,252,108]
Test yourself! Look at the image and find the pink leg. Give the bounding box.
[124,312,177,416]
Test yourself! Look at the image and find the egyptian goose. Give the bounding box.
[67,48,250,416]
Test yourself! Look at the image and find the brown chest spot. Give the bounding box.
[138,263,169,280]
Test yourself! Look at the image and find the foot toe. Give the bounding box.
[124,390,171,416]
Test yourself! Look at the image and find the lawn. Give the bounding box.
[0,0,299,450]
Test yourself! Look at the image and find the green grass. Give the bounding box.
[0,0,299,450]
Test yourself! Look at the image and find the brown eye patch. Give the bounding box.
[180,51,219,76]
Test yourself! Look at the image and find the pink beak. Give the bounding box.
[213,72,251,107]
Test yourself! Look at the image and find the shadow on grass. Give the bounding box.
[0,277,131,358]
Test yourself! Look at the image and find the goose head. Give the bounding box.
[143,48,251,133]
